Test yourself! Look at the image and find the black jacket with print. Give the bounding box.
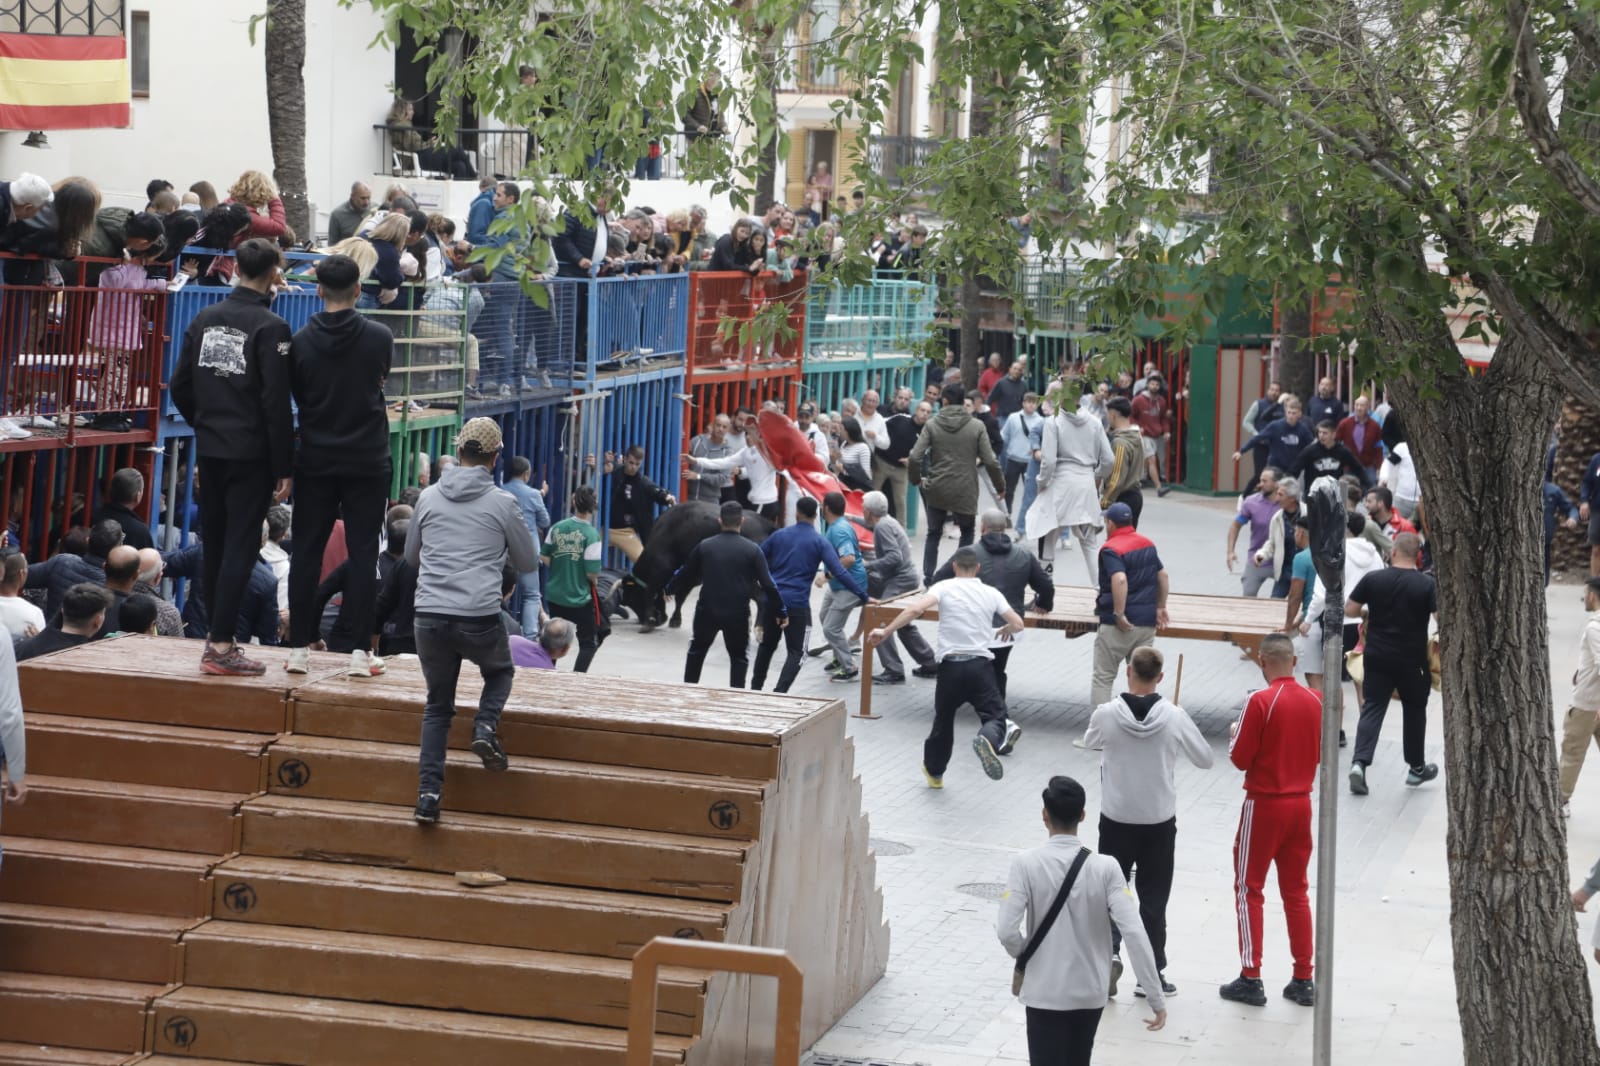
[170,287,295,477]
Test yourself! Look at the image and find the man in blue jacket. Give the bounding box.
[751,495,866,693]
[504,455,551,640]
[465,177,496,245]
[1232,394,1310,479]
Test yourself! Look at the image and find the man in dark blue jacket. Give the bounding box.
[750,495,867,693]
[465,178,496,245]
[551,192,611,369]
[26,519,120,620]
[1090,502,1168,706]
[169,238,293,676]
[1233,395,1310,478]
[1581,450,1600,578]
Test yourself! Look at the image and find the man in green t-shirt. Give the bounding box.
[541,485,605,672]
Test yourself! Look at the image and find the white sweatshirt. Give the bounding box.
[998,834,1165,1011]
[0,633,24,785]
[1082,694,1213,824]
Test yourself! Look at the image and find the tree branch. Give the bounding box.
[1506,0,1600,219]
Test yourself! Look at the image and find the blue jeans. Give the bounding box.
[516,570,544,640]
[1017,457,1041,537]
[414,615,516,799]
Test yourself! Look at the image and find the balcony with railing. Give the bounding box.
[867,136,944,191]
[372,125,689,183]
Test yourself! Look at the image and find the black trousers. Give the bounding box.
[925,656,1007,776]
[1025,1006,1103,1066]
[288,469,389,649]
[197,457,275,646]
[751,604,809,692]
[549,598,605,672]
[1353,654,1431,769]
[684,607,750,688]
[1098,814,1177,972]
[922,506,975,584]
[1004,458,1029,511]
[992,643,1014,699]
[1116,487,1143,529]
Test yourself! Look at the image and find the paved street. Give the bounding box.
[582,489,1597,1065]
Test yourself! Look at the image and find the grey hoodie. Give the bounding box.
[1082,693,1213,824]
[1037,410,1113,489]
[406,465,539,617]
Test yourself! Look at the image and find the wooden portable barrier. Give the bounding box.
[628,939,803,1066]
[0,639,889,1066]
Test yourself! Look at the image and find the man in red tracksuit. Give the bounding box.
[1220,631,1322,1009]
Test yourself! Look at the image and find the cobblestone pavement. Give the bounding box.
[582,489,1598,1065]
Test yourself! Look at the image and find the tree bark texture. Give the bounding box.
[265,0,311,241]
[1363,290,1600,1063]
[957,85,996,394]
[752,42,779,214]
[1553,397,1597,574]
[1276,294,1315,400]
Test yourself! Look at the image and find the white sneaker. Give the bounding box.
[0,418,31,439]
[284,646,310,674]
[349,649,386,677]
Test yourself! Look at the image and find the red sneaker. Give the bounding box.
[201,644,266,677]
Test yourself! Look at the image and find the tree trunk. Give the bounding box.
[1371,308,1600,1063]
[1553,397,1597,575]
[264,0,311,241]
[958,82,997,394]
[753,41,780,214]
[1276,295,1315,400]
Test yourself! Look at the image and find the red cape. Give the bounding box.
[756,409,876,551]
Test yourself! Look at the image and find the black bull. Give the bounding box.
[620,502,777,631]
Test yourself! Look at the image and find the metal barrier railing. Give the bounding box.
[687,270,808,374]
[626,937,803,1066]
[804,277,936,363]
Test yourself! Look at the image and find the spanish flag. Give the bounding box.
[0,32,129,130]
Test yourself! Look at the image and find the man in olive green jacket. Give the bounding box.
[910,381,1006,582]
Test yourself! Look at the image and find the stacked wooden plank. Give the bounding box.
[0,638,889,1065]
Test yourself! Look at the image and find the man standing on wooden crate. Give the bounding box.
[283,254,395,680]
[866,545,1024,786]
[409,418,540,825]
[170,238,294,677]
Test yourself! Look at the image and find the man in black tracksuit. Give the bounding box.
[665,500,785,688]
[932,508,1054,727]
[170,238,294,677]
[283,254,395,680]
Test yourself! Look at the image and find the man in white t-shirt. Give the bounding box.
[867,545,1024,787]
[0,553,45,641]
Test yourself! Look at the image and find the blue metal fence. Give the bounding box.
[564,274,689,386]
[588,370,685,567]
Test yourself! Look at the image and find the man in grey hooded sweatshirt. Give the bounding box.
[1081,645,1213,998]
[409,417,540,824]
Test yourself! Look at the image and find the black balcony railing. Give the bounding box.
[867,136,944,191]
[0,0,122,34]
[374,126,689,183]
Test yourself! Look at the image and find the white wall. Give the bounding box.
[0,0,393,234]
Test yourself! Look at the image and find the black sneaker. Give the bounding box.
[872,672,906,685]
[912,664,940,679]
[1157,485,1172,497]
[1339,729,1347,748]
[830,668,860,682]
[414,793,441,824]
[1135,974,1178,997]
[471,732,509,772]
[1405,762,1439,787]
[1219,975,1267,1006]
[973,734,1004,780]
[1283,978,1315,1006]
[807,644,830,658]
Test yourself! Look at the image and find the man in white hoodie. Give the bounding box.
[1082,646,1213,998]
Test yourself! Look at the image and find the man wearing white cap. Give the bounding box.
[409,417,540,825]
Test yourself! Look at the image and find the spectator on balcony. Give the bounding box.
[708,218,755,272]
[327,182,372,245]
[0,172,50,232]
[836,418,875,491]
[800,189,825,229]
[386,98,478,180]
[806,161,833,203]
[405,210,445,282]
[0,553,44,641]
[683,71,725,140]
[0,176,99,282]
[188,181,219,210]
[90,469,155,552]
[225,170,288,242]
[425,262,487,399]
[767,235,799,283]
[743,228,769,276]
[143,179,173,211]
[169,238,295,677]
[184,202,252,286]
[366,212,414,307]
[85,218,168,430]
[687,205,717,265]
[465,177,496,245]
[666,209,694,262]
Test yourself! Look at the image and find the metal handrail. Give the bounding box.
[626,937,804,1066]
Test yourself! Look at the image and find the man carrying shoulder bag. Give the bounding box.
[997,775,1166,1066]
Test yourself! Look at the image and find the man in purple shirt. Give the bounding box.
[1226,467,1282,597]
[510,618,575,669]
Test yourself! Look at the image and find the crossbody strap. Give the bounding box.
[1016,847,1091,973]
